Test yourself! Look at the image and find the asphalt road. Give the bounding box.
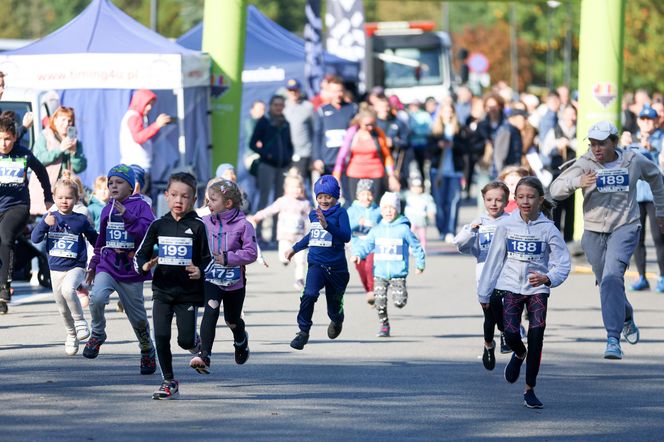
[2,211,664,441]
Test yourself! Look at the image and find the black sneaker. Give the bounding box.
[327,322,343,340]
[0,284,11,302]
[500,333,511,354]
[153,379,179,400]
[504,351,526,384]
[290,331,309,350]
[482,340,496,371]
[82,336,105,359]
[0,300,7,315]
[189,354,211,374]
[234,332,250,365]
[140,349,157,375]
[523,389,543,409]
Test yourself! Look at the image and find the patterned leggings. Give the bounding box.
[374,277,407,325]
[498,290,548,388]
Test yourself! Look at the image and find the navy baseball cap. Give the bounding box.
[639,105,657,119]
[286,79,301,91]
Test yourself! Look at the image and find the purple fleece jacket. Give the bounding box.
[202,208,258,291]
[88,195,155,283]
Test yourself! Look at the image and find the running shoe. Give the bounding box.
[656,277,664,293]
[603,337,622,360]
[82,336,105,359]
[500,332,511,354]
[190,355,210,374]
[0,300,7,315]
[153,379,179,400]
[377,323,391,338]
[524,389,544,409]
[622,319,640,345]
[327,321,343,339]
[504,351,526,384]
[482,340,496,371]
[630,276,650,291]
[290,331,309,350]
[294,279,304,291]
[234,332,250,364]
[140,349,157,375]
[65,334,79,356]
[75,320,90,341]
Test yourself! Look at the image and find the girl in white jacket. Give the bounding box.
[478,176,571,409]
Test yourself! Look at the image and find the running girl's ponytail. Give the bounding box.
[515,176,555,219]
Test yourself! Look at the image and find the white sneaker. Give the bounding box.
[65,335,79,356]
[75,320,90,341]
[444,233,455,243]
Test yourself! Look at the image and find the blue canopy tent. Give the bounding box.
[0,0,211,192]
[177,5,358,185]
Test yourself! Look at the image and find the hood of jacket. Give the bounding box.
[129,89,157,115]
[379,214,411,228]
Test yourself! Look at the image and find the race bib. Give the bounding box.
[48,232,79,258]
[596,168,629,193]
[309,222,332,247]
[325,129,346,148]
[478,225,496,251]
[106,222,135,249]
[280,212,305,234]
[158,236,193,266]
[374,237,403,261]
[506,233,544,262]
[0,157,26,185]
[206,263,242,287]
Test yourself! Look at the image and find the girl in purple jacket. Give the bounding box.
[190,179,258,374]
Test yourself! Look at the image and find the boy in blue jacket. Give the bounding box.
[285,175,351,350]
[352,192,425,337]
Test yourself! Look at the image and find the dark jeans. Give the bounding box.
[297,263,349,333]
[430,169,462,236]
[0,204,29,287]
[501,291,548,388]
[199,283,246,358]
[152,297,197,381]
[634,201,664,276]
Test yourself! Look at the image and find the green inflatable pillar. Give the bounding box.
[574,0,625,238]
[203,0,247,168]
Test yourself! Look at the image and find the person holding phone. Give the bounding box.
[28,106,87,216]
[119,89,172,195]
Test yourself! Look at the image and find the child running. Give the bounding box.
[189,179,258,375]
[285,175,351,350]
[550,120,664,359]
[346,179,382,305]
[454,181,510,369]
[248,171,310,289]
[478,176,570,409]
[404,176,436,250]
[135,172,212,400]
[351,192,425,337]
[31,176,98,355]
[83,164,157,375]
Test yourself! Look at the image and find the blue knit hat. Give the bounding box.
[130,164,145,189]
[215,163,235,178]
[314,175,340,199]
[107,164,136,190]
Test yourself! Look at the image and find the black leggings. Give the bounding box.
[482,291,505,344]
[501,290,548,388]
[634,201,664,276]
[152,297,197,381]
[0,204,29,286]
[199,283,246,359]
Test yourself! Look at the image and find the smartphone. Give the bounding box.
[67,126,77,139]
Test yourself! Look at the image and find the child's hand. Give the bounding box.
[246,215,257,226]
[284,248,296,262]
[480,302,489,310]
[579,171,597,188]
[186,264,201,280]
[416,268,424,275]
[213,253,226,265]
[112,199,126,216]
[44,212,57,226]
[358,217,365,226]
[470,222,481,229]
[142,257,158,272]
[85,269,95,286]
[351,256,361,264]
[528,271,549,287]
[316,208,328,229]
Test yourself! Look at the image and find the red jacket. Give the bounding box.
[127,89,160,145]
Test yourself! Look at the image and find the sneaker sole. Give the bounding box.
[524,401,543,409]
[603,353,622,360]
[153,391,180,400]
[290,343,305,350]
[191,364,210,375]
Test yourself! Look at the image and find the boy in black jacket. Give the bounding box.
[135,172,211,400]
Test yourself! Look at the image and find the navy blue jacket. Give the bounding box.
[0,145,53,211]
[293,204,351,268]
[31,211,98,271]
[249,114,294,168]
[313,102,357,169]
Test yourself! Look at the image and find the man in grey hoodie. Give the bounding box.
[550,120,664,360]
